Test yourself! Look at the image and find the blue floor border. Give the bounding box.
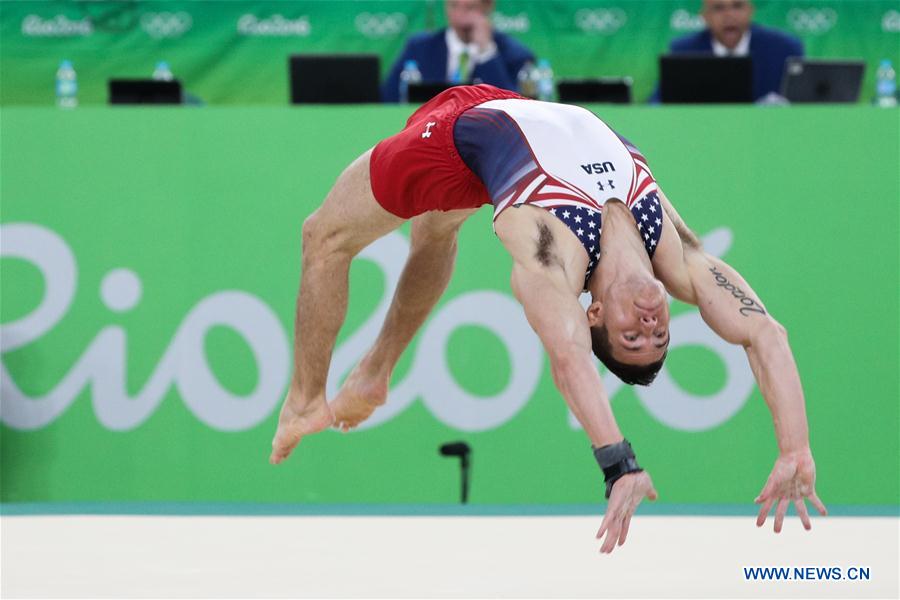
[2,502,897,517]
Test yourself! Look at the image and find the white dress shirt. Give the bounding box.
[712,30,751,57]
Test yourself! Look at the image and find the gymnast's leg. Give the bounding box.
[270,150,405,464]
[330,207,478,430]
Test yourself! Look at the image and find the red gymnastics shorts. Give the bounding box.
[369,84,524,219]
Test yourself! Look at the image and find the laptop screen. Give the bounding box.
[660,55,753,104]
[781,58,865,103]
[289,54,381,104]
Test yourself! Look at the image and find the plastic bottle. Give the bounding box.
[153,61,174,82]
[55,60,78,109]
[536,59,555,102]
[875,59,897,108]
[399,60,422,104]
[517,61,538,99]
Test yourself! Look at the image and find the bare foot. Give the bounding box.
[330,362,390,431]
[269,396,334,464]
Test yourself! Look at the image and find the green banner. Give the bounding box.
[1,0,899,105]
[1,105,898,508]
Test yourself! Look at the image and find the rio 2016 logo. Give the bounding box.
[493,12,530,34]
[670,9,705,32]
[237,14,311,37]
[21,14,93,37]
[1,223,753,434]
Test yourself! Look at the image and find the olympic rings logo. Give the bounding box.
[140,12,192,39]
[787,8,837,35]
[883,10,900,33]
[354,12,407,38]
[575,8,627,34]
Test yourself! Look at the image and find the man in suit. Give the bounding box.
[381,0,535,102]
[651,0,804,102]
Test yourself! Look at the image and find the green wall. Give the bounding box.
[1,105,898,509]
[1,0,899,105]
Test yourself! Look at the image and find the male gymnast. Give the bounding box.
[269,84,826,553]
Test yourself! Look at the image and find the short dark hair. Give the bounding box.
[590,325,666,386]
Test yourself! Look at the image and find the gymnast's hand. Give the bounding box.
[755,447,827,532]
[596,471,658,554]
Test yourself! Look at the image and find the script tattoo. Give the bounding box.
[709,267,766,316]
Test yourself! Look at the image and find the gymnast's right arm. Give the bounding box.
[508,260,623,447]
[508,259,658,553]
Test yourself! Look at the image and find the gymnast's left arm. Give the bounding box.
[684,249,826,532]
[653,192,827,533]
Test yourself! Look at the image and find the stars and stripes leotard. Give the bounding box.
[453,99,664,290]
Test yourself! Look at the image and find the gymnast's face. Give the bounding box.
[592,276,670,364]
[702,0,754,50]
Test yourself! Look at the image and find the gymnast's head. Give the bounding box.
[585,272,669,386]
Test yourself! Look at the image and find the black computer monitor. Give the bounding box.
[659,54,753,104]
[557,78,632,104]
[407,82,457,103]
[781,58,865,103]
[289,54,380,104]
[108,79,182,104]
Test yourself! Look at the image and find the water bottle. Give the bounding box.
[875,59,897,108]
[55,60,77,109]
[517,61,538,99]
[536,59,555,102]
[398,60,422,104]
[153,61,174,82]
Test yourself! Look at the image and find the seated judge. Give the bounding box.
[381,0,535,102]
[651,0,804,102]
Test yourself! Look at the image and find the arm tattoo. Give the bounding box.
[709,266,767,316]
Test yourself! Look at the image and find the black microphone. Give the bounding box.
[439,441,472,504]
[439,442,471,463]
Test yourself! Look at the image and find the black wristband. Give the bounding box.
[592,439,643,499]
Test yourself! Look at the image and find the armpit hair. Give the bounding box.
[535,222,554,266]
